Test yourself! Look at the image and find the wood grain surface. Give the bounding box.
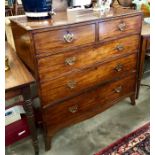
[11,22,35,72]
[99,15,142,41]
[34,24,95,53]
[38,35,139,81]
[5,42,35,91]
[40,53,137,106]
[141,21,150,37]
[10,8,142,31]
[10,8,142,151]
[43,74,136,135]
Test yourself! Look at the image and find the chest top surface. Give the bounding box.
[10,8,142,31]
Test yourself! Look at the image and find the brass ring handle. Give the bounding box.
[68,105,78,113]
[118,22,126,31]
[115,64,123,72]
[116,45,124,51]
[64,32,74,43]
[65,56,76,66]
[114,86,122,93]
[67,80,77,89]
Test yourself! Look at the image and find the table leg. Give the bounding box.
[130,94,136,105]
[22,85,39,155]
[137,36,149,99]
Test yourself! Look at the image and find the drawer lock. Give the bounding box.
[65,56,76,66]
[118,22,126,31]
[115,64,123,72]
[114,86,122,93]
[64,32,74,43]
[116,45,124,51]
[67,80,77,89]
[68,105,78,113]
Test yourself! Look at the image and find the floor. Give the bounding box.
[6,76,150,155]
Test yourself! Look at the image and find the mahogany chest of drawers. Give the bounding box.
[10,8,142,150]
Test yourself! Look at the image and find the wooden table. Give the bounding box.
[5,42,39,155]
[137,20,150,97]
[140,20,150,68]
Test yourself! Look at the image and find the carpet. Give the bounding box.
[95,123,150,155]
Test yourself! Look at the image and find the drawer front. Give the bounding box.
[38,35,139,81]
[40,54,137,106]
[99,16,141,41]
[34,24,95,54]
[43,75,136,131]
[5,118,30,146]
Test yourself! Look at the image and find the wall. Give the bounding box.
[53,0,68,11]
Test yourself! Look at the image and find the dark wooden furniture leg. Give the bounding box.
[45,135,52,151]
[137,36,149,99]
[130,94,136,105]
[22,85,39,155]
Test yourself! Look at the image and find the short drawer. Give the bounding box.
[40,54,137,106]
[38,35,140,81]
[34,24,95,54]
[43,75,136,131]
[99,15,142,41]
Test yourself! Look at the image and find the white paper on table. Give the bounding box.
[5,105,26,126]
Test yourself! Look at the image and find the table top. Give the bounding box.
[141,20,150,37]
[5,42,35,91]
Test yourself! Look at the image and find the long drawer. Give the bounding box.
[34,24,95,54]
[40,54,137,106]
[43,74,136,133]
[38,35,139,81]
[99,15,142,41]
